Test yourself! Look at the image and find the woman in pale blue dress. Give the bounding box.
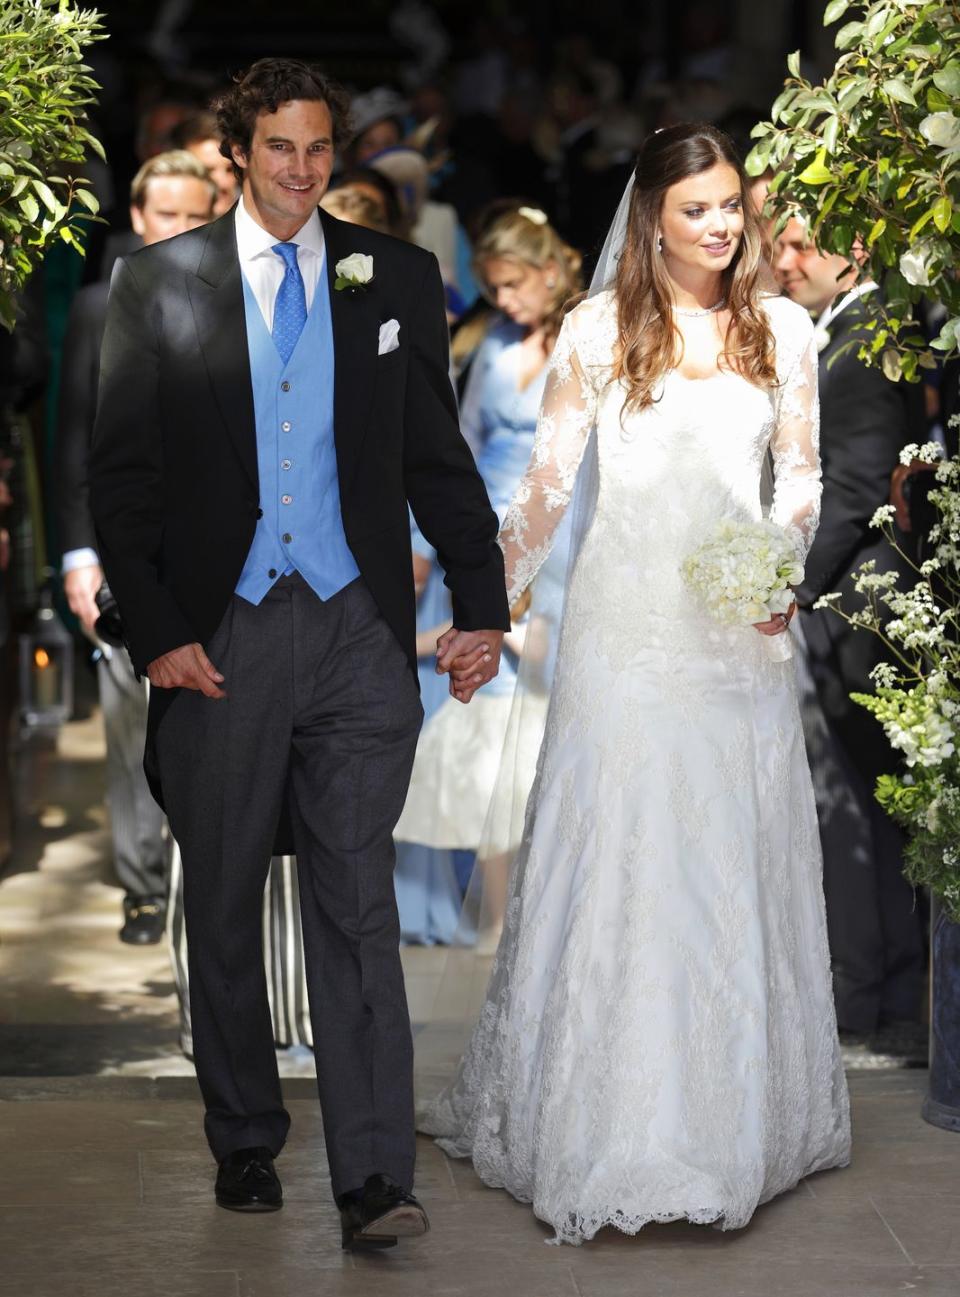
[395,207,582,879]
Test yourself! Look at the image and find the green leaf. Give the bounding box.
[838,78,870,113]
[786,49,801,78]
[72,187,97,213]
[835,20,864,50]
[815,186,840,228]
[867,216,887,245]
[933,64,960,98]
[910,207,936,239]
[865,6,892,39]
[32,179,57,212]
[823,115,841,154]
[881,349,903,382]
[831,223,854,256]
[883,79,917,107]
[744,139,772,176]
[932,196,952,233]
[797,148,833,185]
[928,86,953,112]
[18,192,38,223]
[823,0,849,23]
[770,87,797,122]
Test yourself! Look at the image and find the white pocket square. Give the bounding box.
[378,319,401,355]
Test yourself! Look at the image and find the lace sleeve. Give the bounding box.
[769,312,822,562]
[499,316,597,605]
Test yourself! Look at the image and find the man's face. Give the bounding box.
[774,217,855,314]
[131,175,215,245]
[187,137,239,217]
[231,98,335,236]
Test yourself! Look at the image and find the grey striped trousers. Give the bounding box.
[166,843,313,1056]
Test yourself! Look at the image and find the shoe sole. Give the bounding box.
[362,1204,430,1239]
[216,1197,283,1213]
[343,1204,430,1251]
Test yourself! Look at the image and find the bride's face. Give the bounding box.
[658,162,744,276]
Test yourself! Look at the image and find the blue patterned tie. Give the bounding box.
[271,242,307,364]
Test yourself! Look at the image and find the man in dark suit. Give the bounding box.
[89,59,508,1246]
[776,218,926,1043]
[59,150,217,943]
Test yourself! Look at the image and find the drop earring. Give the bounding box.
[657,234,663,254]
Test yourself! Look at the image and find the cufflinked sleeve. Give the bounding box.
[88,258,197,671]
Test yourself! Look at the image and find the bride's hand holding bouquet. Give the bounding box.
[682,518,804,659]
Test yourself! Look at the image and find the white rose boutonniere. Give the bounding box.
[335,253,374,292]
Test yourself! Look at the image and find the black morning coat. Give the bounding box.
[796,294,927,782]
[88,206,510,841]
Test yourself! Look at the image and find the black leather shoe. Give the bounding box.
[215,1147,283,1212]
[119,896,166,945]
[338,1173,429,1250]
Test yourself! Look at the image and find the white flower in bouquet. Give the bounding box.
[682,518,804,628]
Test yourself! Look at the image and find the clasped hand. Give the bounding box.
[147,642,226,698]
[435,627,504,704]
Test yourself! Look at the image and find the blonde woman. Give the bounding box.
[423,124,851,1241]
[394,207,581,858]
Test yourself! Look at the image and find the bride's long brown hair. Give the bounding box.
[615,123,776,411]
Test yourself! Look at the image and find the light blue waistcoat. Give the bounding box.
[235,269,359,604]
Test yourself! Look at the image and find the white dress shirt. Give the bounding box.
[234,196,326,333]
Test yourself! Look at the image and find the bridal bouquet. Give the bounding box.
[682,518,803,658]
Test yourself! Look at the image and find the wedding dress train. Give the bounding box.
[420,290,851,1243]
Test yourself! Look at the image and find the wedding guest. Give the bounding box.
[344,86,409,166]
[775,216,927,1044]
[171,110,241,217]
[58,150,216,943]
[319,185,390,233]
[395,207,581,876]
[367,145,478,307]
[326,166,405,238]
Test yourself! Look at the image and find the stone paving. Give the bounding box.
[2,708,959,1296]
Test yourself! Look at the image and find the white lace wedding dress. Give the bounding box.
[420,290,852,1243]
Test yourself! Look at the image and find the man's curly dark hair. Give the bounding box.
[213,58,353,178]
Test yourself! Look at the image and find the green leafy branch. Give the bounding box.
[748,0,960,380]
[0,0,106,331]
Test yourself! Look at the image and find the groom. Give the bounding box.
[89,58,508,1247]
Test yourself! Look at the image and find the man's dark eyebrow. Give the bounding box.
[263,134,332,146]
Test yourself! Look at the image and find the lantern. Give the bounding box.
[19,587,73,728]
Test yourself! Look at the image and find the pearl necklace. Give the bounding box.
[672,300,726,317]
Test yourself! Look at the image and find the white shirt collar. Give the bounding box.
[234,195,325,265]
[816,280,878,334]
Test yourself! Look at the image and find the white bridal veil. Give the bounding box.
[413,177,638,1106]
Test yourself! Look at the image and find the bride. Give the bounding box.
[423,122,851,1243]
